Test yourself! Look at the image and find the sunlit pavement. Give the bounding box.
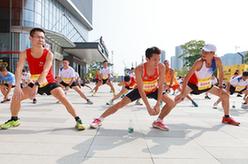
[0,83,248,164]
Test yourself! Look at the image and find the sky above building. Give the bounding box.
[89,0,248,75]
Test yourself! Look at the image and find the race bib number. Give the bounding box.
[62,78,73,84]
[31,74,48,87]
[198,77,211,90]
[235,85,245,92]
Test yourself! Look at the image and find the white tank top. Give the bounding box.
[195,61,215,90]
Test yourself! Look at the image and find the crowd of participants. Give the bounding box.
[1,28,248,131]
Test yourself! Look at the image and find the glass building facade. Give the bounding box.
[0,0,102,77]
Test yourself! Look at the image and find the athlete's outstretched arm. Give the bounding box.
[37,51,53,84]
[135,66,156,115]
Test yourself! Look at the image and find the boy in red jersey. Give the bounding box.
[90,47,175,131]
[0,28,85,130]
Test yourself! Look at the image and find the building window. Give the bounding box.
[23,9,34,27]
[24,0,34,10]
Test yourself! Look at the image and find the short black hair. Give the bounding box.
[242,71,248,77]
[145,47,161,59]
[30,28,45,36]
[124,75,131,82]
[103,60,108,63]
[63,58,69,62]
[0,66,7,72]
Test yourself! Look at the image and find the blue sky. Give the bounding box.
[89,0,248,75]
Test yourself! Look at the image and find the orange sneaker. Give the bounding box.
[222,117,240,126]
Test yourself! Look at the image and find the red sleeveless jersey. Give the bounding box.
[124,76,136,88]
[26,48,55,84]
[142,63,159,94]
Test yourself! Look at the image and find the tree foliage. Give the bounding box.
[85,62,102,80]
[180,40,205,68]
[245,52,248,64]
[174,68,188,77]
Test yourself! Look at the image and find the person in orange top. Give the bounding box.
[90,47,175,131]
[164,60,180,93]
[163,60,198,107]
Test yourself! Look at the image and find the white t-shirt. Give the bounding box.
[230,76,248,91]
[59,66,75,84]
[22,72,31,82]
[75,72,79,78]
[100,68,110,80]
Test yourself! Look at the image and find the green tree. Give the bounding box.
[245,52,248,63]
[180,40,205,68]
[175,68,188,77]
[85,62,102,80]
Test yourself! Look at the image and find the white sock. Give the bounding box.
[99,117,104,121]
[156,118,163,122]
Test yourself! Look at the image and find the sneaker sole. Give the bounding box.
[90,124,102,129]
[1,123,21,130]
[75,125,86,131]
[222,121,240,126]
[152,124,169,131]
[76,127,85,131]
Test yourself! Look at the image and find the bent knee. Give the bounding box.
[164,98,176,109]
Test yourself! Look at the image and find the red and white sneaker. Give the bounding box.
[152,120,169,131]
[222,117,240,126]
[90,118,102,129]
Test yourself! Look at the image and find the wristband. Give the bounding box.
[35,81,40,87]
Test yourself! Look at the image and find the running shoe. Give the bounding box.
[237,94,242,97]
[205,96,211,99]
[135,101,143,105]
[32,98,37,104]
[106,100,113,105]
[86,99,93,104]
[152,120,169,131]
[241,103,248,109]
[75,119,86,131]
[191,100,198,107]
[222,117,240,126]
[0,119,21,129]
[212,102,218,109]
[1,98,10,103]
[90,118,102,129]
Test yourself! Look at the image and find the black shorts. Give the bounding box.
[102,78,109,85]
[60,81,77,88]
[230,85,247,95]
[1,83,15,88]
[188,82,213,95]
[126,88,159,102]
[38,83,60,95]
[125,86,134,90]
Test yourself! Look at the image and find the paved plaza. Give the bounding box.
[0,84,248,164]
